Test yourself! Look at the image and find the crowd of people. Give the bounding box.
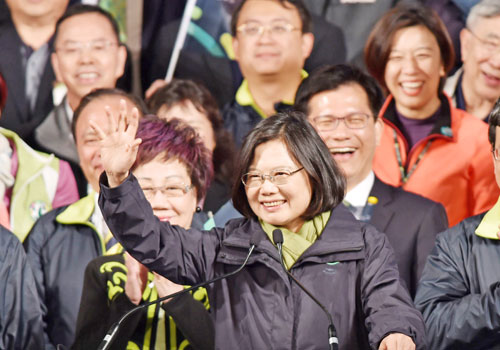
[0,0,500,349]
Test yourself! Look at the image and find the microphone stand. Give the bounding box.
[97,231,261,350]
[272,229,339,350]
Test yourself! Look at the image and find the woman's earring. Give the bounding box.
[196,206,202,213]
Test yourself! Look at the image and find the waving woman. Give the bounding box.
[94,106,425,350]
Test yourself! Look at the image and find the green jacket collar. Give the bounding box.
[56,193,95,226]
[475,196,500,240]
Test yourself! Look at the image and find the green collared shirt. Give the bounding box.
[235,70,308,118]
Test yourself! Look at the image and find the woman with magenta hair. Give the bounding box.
[72,116,214,350]
[147,79,236,213]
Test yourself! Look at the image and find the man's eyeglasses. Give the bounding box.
[310,113,371,132]
[467,28,500,55]
[236,22,300,37]
[55,40,119,57]
[140,183,193,198]
[242,168,304,187]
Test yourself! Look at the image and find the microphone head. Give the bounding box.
[272,229,284,245]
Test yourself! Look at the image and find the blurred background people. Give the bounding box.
[72,116,214,350]
[24,89,145,349]
[415,98,500,350]
[295,64,448,297]
[364,2,499,227]
[0,72,78,243]
[147,79,236,213]
[34,4,127,196]
[0,69,43,350]
[444,0,500,121]
[144,0,345,109]
[0,0,69,145]
[222,0,314,147]
[304,0,399,68]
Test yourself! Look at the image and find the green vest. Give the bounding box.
[2,128,60,242]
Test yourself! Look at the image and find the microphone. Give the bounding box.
[272,229,339,350]
[97,230,262,350]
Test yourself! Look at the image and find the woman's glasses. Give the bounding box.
[242,168,304,187]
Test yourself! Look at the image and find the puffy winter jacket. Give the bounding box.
[0,226,43,350]
[24,194,106,349]
[415,197,500,350]
[99,174,427,350]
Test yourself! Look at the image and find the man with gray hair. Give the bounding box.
[444,0,500,121]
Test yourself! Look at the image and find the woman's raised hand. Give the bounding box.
[89,99,142,187]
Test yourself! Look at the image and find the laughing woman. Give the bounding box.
[364,3,499,226]
[94,108,425,350]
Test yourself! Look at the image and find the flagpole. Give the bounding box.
[165,0,197,82]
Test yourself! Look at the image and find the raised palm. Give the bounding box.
[90,99,142,186]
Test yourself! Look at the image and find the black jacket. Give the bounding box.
[370,177,448,297]
[222,100,292,148]
[415,213,500,350]
[24,196,106,349]
[72,253,214,350]
[100,174,426,350]
[0,226,44,350]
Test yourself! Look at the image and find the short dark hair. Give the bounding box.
[72,88,147,141]
[147,79,236,184]
[54,4,121,46]
[0,73,6,113]
[488,98,500,149]
[230,0,312,36]
[295,64,384,118]
[364,2,455,92]
[232,110,345,220]
[133,116,213,202]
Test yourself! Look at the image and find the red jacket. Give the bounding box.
[373,94,499,227]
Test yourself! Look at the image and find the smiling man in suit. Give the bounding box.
[295,64,449,297]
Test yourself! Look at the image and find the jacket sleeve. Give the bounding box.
[361,225,427,350]
[414,225,500,349]
[163,291,214,350]
[72,257,142,350]
[412,201,448,295]
[23,214,57,350]
[0,228,44,350]
[99,173,222,286]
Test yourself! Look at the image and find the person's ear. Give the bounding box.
[439,62,446,77]
[301,32,314,60]
[460,28,470,63]
[51,52,64,83]
[232,36,241,62]
[114,44,127,79]
[374,117,384,147]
